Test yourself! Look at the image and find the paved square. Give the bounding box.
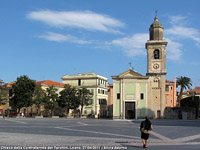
[0,118,200,150]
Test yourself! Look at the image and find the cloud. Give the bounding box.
[108,33,182,62]
[165,38,182,62]
[189,62,200,66]
[166,26,200,41]
[169,15,187,26]
[104,15,194,62]
[28,11,198,63]
[39,32,91,44]
[166,15,200,46]
[162,15,200,62]
[27,10,125,34]
[108,33,148,56]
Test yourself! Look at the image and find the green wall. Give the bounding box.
[114,81,147,118]
[114,83,120,117]
[125,83,136,100]
[140,83,146,117]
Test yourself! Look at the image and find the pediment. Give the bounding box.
[111,68,149,80]
[118,69,143,78]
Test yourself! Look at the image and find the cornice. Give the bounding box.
[146,72,167,76]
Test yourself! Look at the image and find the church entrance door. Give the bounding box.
[125,102,135,119]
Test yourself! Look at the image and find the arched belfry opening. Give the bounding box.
[154,49,160,59]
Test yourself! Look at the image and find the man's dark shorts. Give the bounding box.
[141,132,150,140]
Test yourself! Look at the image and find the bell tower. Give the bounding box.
[146,15,168,118]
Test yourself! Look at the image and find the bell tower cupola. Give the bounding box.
[149,16,163,40]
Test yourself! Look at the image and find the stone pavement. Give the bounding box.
[0,118,200,150]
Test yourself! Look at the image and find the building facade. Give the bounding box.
[5,80,65,117]
[112,68,149,119]
[62,73,108,118]
[0,82,15,117]
[165,77,177,107]
[36,80,65,94]
[34,80,65,116]
[112,16,168,119]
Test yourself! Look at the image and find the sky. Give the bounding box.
[0,0,200,90]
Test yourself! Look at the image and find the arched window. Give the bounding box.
[154,49,160,59]
[153,78,160,88]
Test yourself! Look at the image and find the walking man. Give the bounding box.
[140,116,153,148]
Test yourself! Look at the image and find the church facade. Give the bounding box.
[112,16,168,119]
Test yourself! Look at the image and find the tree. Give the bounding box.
[43,86,58,116]
[0,80,8,106]
[9,75,35,114]
[177,76,192,107]
[58,85,80,116]
[78,88,93,116]
[33,85,46,116]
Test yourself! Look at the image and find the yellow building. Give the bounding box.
[24,80,64,116]
[36,80,65,93]
[0,82,10,116]
[0,82,14,117]
[4,80,65,117]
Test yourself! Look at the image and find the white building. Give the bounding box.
[62,73,108,118]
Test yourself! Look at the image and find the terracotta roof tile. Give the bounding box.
[166,80,174,83]
[6,82,15,87]
[183,88,200,95]
[6,80,73,88]
[36,80,65,87]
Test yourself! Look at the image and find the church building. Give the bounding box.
[112,16,168,119]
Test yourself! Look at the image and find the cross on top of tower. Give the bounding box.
[129,62,131,67]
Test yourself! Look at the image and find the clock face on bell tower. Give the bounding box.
[153,63,159,69]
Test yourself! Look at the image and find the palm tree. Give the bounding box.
[177,76,192,107]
